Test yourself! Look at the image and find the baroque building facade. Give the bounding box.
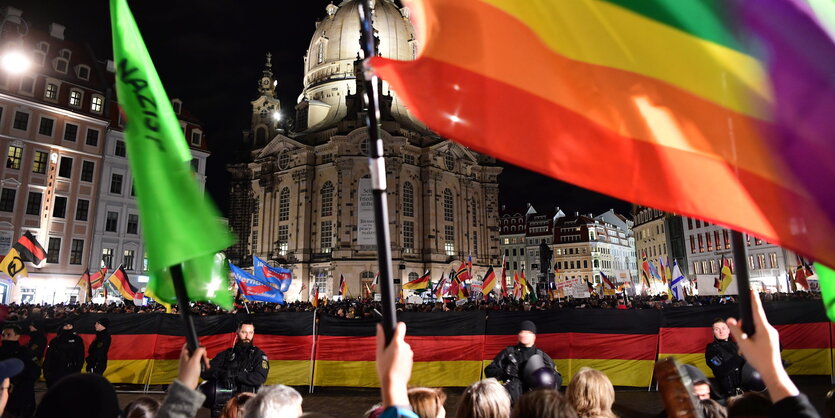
[228,0,502,299]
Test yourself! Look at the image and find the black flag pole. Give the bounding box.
[358,0,397,345]
[731,230,755,337]
[170,264,200,352]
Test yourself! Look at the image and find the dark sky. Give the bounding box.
[17,0,631,218]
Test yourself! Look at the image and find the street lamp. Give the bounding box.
[0,7,31,75]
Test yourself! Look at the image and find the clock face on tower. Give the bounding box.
[261,77,271,88]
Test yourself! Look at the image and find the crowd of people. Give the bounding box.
[0,291,820,322]
[0,290,821,417]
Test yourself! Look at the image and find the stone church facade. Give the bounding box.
[227,0,502,300]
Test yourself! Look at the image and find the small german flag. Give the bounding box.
[13,231,47,265]
[108,265,141,300]
[403,270,431,291]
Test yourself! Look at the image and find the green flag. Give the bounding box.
[816,263,835,322]
[110,0,234,309]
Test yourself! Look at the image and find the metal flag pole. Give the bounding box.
[358,0,396,345]
[731,231,755,336]
[170,265,200,352]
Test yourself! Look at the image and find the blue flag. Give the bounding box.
[253,255,292,292]
[230,262,285,304]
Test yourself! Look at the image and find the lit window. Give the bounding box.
[403,182,414,217]
[45,83,58,99]
[69,90,82,107]
[91,95,103,113]
[6,145,22,169]
[279,188,290,221]
[32,151,47,174]
[321,181,334,216]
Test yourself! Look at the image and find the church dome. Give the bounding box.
[298,0,423,132]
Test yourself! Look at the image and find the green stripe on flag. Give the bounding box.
[598,0,745,52]
[110,0,234,309]
[816,263,835,322]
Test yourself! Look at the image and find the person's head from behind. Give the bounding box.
[712,318,730,341]
[124,397,160,418]
[221,392,256,418]
[243,385,302,418]
[455,378,511,418]
[699,399,727,418]
[566,368,615,418]
[237,320,255,346]
[727,392,771,418]
[34,373,120,418]
[511,388,577,418]
[682,365,712,401]
[1,325,21,342]
[408,387,447,418]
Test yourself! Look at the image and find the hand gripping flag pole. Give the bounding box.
[731,231,755,337]
[359,0,396,345]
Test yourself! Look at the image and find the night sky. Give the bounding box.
[18,0,631,218]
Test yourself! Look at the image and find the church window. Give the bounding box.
[445,153,455,170]
[252,198,259,227]
[443,189,453,221]
[320,221,333,252]
[278,150,290,170]
[408,272,419,282]
[260,109,268,119]
[471,198,477,227]
[277,225,289,256]
[317,42,325,64]
[251,231,258,253]
[404,154,415,165]
[473,231,478,253]
[444,225,455,256]
[403,182,414,217]
[279,188,290,221]
[403,221,414,253]
[321,181,334,216]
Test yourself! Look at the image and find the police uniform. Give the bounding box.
[86,318,112,375]
[200,342,269,417]
[484,321,561,403]
[26,323,46,365]
[43,325,85,388]
[0,339,40,417]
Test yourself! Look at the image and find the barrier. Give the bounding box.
[7,301,830,388]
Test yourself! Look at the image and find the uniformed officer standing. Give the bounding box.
[85,318,112,375]
[201,320,268,418]
[0,325,39,418]
[485,320,561,403]
[42,320,84,388]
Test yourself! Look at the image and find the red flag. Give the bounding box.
[13,231,47,265]
[481,267,497,300]
[90,267,108,289]
[338,274,347,297]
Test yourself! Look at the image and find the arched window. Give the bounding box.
[321,181,334,216]
[279,187,290,221]
[408,272,419,282]
[443,189,453,221]
[403,182,414,217]
[317,42,325,64]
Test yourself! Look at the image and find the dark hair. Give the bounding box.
[2,325,21,336]
[727,392,771,418]
[124,397,160,418]
[237,320,255,330]
[220,392,256,418]
[699,399,727,418]
[512,388,577,418]
[712,318,726,325]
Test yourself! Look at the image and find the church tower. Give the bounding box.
[249,53,282,149]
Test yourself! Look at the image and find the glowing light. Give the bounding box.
[452,84,461,91]
[272,111,282,121]
[1,50,30,75]
[205,277,222,298]
[449,114,462,123]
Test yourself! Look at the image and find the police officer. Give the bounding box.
[42,320,84,388]
[86,318,111,375]
[25,321,46,365]
[0,325,39,417]
[705,318,765,397]
[485,320,561,403]
[201,320,268,417]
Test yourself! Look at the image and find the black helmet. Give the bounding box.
[522,354,558,390]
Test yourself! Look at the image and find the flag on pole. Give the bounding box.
[338,274,348,297]
[455,262,471,282]
[481,267,496,300]
[311,287,320,308]
[403,270,431,291]
[658,258,668,285]
[110,0,234,309]
[519,272,528,298]
[76,270,91,301]
[0,248,28,284]
[371,272,379,292]
[253,255,293,292]
[433,275,447,299]
[467,254,473,276]
[370,0,835,273]
[90,267,108,289]
[108,265,142,300]
[512,272,522,299]
[500,254,507,297]
[601,272,616,290]
[795,254,811,290]
[229,263,284,304]
[13,231,47,266]
[719,257,734,295]
[670,260,686,301]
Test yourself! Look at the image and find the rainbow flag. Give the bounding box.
[372,0,835,273]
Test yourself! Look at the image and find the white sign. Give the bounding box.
[406,295,423,304]
[557,277,590,298]
[357,178,376,246]
[0,231,12,255]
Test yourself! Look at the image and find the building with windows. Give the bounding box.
[227,1,502,299]
[498,205,534,287]
[551,211,635,289]
[682,217,793,294]
[0,7,109,303]
[89,90,210,291]
[524,208,564,282]
[632,205,689,290]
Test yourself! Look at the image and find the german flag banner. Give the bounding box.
[658,301,831,378]
[313,311,486,387]
[485,310,660,387]
[6,305,831,387]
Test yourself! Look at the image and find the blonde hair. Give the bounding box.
[566,368,616,418]
[408,387,447,418]
[455,378,511,418]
